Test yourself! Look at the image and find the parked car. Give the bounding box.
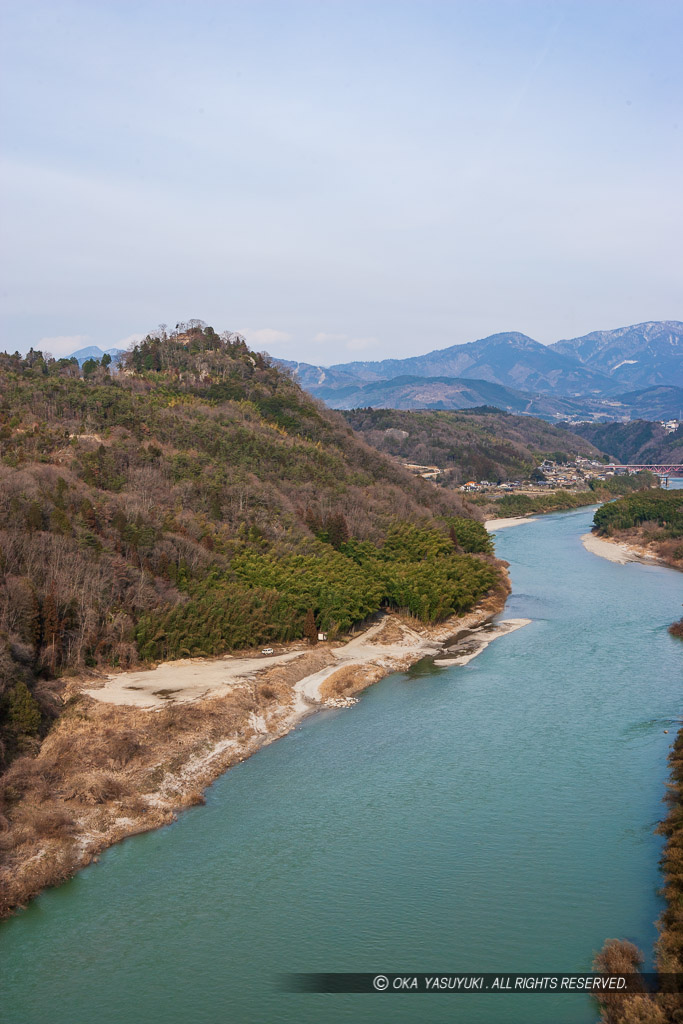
[261,647,274,655]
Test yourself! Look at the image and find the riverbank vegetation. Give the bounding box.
[593,489,683,570]
[0,648,314,918]
[0,323,502,771]
[476,489,599,517]
[654,729,683,1022]
[594,726,683,1024]
[0,323,508,917]
[593,490,683,537]
[470,471,658,519]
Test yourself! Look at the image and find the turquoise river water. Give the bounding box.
[1,500,682,1024]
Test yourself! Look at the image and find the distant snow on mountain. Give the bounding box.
[275,320,682,422]
[550,321,682,390]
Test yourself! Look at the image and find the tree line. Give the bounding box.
[0,325,500,767]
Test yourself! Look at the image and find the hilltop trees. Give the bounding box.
[0,323,500,766]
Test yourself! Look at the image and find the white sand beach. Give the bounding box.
[581,532,659,565]
[485,517,539,531]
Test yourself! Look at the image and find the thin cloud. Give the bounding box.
[314,332,347,343]
[238,328,292,349]
[37,334,89,357]
[346,336,377,352]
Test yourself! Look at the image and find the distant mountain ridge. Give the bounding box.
[550,321,683,391]
[292,371,683,421]
[69,345,125,366]
[276,321,682,420]
[325,332,610,396]
[279,320,682,401]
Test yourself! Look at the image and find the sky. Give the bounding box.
[1,0,682,364]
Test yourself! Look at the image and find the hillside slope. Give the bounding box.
[343,408,604,483]
[567,420,683,465]
[0,325,500,769]
[303,373,562,413]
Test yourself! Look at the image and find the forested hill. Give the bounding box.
[0,325,500,766]
[343,408,604,483]
[566,419,683,465]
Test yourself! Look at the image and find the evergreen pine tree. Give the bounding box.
[8,682,42,736]
[41,592,61,673]
[304,608,318,644]
[326,512,349,549]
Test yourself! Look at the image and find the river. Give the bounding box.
[2,499,682,1024]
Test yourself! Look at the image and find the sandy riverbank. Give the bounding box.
[82,617,445,710]
[581,532,662,566]
[485,516,540,531]
[1,577,524,919]
[84,612,531,715]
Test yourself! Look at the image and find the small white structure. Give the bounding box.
[318,632,328,642]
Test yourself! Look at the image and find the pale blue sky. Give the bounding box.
[1,0,681,362]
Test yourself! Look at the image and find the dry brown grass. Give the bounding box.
[0,590,512,920]
[254,649,331,692]
[65,771,129,804]
[371,617,407,644]
[607,527,683,572]
[0,680,271,918]
[319,663,386,699]
[0,639,346,918]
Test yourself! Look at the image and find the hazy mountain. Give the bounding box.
[307,373,573,414]
[324,332,610,396]
[279,321,682,405]
[277,359,362,392]
[551,321,683,390]
[305,372,683,422]
[606,385,683,422]
[69,345,125,365]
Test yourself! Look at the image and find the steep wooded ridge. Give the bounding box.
[567,420,683,465]
[279,321,683,419]
[342,408,604,483]
[0,325,501,769]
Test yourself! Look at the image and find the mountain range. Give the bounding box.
[277,321,682,420]
[69,345,125,366]
[295,375,683,421]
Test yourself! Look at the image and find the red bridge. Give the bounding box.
[606,464,683,476]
